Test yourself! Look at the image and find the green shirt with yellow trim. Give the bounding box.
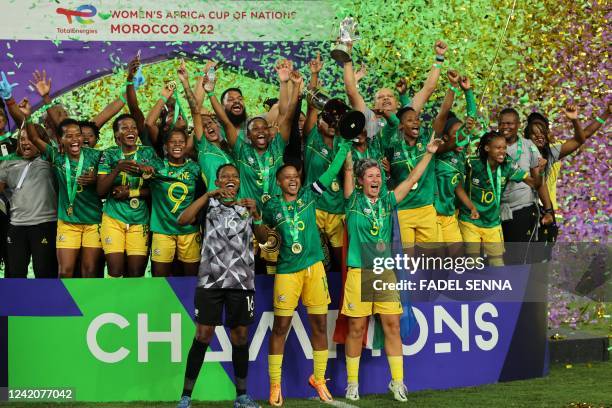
[234,133,285,210]
[150,159,201,235]
[459,157,527,228]
[345,190,397,268]
[385,127,436,210]
[196,137,233,191]
[434,150,466,216]
[263,184,325,274]
[98,145,160,225]
[42,145,102,224]
[304,127,344,214]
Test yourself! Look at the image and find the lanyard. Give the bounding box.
[119,148,141,189]
[400,140,417,171]
[65,152,84,209]
[353,147,369,161]
[280,201,300,245]
[486,161,502,209]
[364,195,384,235]
[509,138,523,165]
[254,149,271,196]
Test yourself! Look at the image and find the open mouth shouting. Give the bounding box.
[124,133,137,145]
[68,141,80,155]
[231,102,244,115]
[224,181,238,194]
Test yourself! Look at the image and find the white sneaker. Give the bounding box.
[345,382,360,401]
[388,380,408,402]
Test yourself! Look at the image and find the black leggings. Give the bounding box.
[502,204,539,265]
[5,222,58,278]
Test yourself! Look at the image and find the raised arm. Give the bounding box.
[433,69,459,136]
[343,54,367,113]
[343,150,355,199]
[278,69,301,142]
[144,83,174,147]
[394,135,442,202]
[177,59,198,154]
[303,53,323,136]
[558,104,588,159]
[204,69,239,148]
[22,101,48,154]
[92,97,125,129]
[125,57,146,134]
[29,70,65,128]
[581,104,609,139]
[410,40,447,113]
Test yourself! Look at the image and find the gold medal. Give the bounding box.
[376,240,386,252]
[262,194,271,203]
[142,171,153,180]
[66,205,73,216]
[291,243,303,254]
[331,180,340,192]
[411,182,418,191]
[129,198,140,209]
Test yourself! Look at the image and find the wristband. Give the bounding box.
[119,94,127,104]
[129,189,140,198]
[160,95,168,103]
[433,63,442,69]
[542,208,554,214]
[253,219,263,225]
[207,92,215,97]
[435,55,445,62]
[595,116,605,124]
[125,81,134,86]
[449,85,461,95]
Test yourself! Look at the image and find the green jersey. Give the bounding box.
[150,159,201,235]
[42,145,102,224]
[233,133,285,209]
[434,150,466,216]
[197,137,233,190]
[345,190,397,268]
[385,126,436,210]
[263,184,326,274]
[98,145,160,225]
[304,127,344,214]
[459,157,527,227]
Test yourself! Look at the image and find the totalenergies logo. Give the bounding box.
[56,4,99,24]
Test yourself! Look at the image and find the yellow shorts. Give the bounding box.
[436,214,463,243]
[397,204,439,245]
[315,209,345,248]
[273,261,330,316]
[341,268,403,317]
[459,220,505,258]
[100,214,149,256]
[151,232,201,263]
[56,220,102,249]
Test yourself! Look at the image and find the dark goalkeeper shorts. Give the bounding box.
[194,287,256,328]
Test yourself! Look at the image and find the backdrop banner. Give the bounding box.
[0,270,548,402]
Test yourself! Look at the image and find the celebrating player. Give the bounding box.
[341,134,442,402]
[456,131,546,265]
[97,113,158,277]
[175,164,261,408]
[24,111,103,278]
[262,138,352,406]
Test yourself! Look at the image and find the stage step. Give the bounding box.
[549,327,610,364]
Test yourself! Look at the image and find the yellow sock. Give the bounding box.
[268,354,283,385]
[312,349,328,381]
[387,355,404,382]
[346,356,360,384]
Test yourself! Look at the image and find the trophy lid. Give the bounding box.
[339,110,366,140]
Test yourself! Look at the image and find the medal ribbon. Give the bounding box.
[281,201,301,247]
[486,161,502,209]
[65,152,84,213]
[364,196,384,235]
[400,141,417,172]
[509,137,523,165]
[255,150,271,197]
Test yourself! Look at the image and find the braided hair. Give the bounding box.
[477,130,505,164]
